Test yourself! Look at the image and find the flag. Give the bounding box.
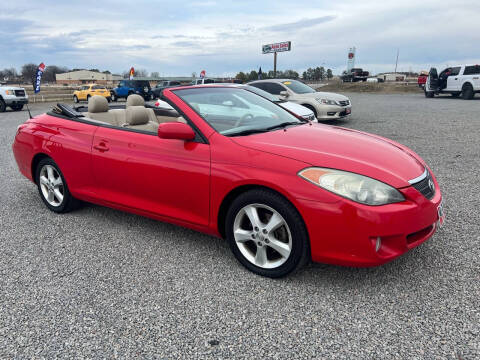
[34,63,46,94]
[258,67,263,80]
[129,67,135,80]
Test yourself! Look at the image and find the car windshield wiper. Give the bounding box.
[226,128,272,137]
[226,121,303,137]
[264,121,303,131]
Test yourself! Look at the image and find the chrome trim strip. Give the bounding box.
[408,168,428,185]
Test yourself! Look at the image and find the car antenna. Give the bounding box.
[25,103,33,119]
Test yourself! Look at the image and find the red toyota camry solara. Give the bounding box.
[12,87,444,277]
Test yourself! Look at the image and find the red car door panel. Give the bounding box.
[91,127,210,226]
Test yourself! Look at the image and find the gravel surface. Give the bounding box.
[1,94,479,359]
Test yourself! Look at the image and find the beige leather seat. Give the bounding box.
[86,96,118,125]
[126,94,157,124]
[126,94,145,107]
[123,106,159,133]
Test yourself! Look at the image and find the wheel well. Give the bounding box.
[31,153,50,183]
[462,82,473,90]
[301,104,317,117]
[217,184,297,239]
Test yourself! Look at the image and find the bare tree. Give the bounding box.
[21,63,38,87]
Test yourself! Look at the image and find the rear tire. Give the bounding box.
[35,158,79,213]
[107,97,112,103]
[0,99,6,112]
[111,93,117,102]
[462,83,474,100]
[225,189,310,278]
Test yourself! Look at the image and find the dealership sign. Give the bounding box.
[262,41,291,54]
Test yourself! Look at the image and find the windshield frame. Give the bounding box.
[172,87,305,137]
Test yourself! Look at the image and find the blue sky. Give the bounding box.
[1,0,479,76]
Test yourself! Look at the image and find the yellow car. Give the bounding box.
[73,84,111,103]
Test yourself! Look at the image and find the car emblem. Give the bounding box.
[428,179,435,192]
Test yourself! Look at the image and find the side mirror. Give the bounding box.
[158,122,195,141]
[279,91,289,98]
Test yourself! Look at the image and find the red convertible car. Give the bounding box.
[12,87,444,277]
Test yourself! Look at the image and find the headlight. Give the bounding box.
[298,167,405,205]
[5,90,15,95]
[317,98,337,105]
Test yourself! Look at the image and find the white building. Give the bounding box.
[56,70,122,85]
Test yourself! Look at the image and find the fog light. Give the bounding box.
[375,237,381,252]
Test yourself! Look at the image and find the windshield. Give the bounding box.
[174,87,302,136]
[281,80,316,94]
[242,85,280,102]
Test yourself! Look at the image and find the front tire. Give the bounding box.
[424,90,434,98]
[462,83,474,100]
[73,95,79,103]
[10,104,24,111]
[225,189,310,278]
[35,158,79,213]
[0,99,6,112]
[111,93,117,102]
[302,104,317,119]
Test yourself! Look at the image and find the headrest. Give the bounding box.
[126,94,145,107]
[88,95,109,113]
[126,106,150,125]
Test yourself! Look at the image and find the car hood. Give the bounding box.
[292,92,349,101]
[278,101,313,117]
[231,123,425,188]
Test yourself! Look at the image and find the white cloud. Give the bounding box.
[1,0,479,76]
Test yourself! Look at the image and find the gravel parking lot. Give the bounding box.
[1,94,479,359]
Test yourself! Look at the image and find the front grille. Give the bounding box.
[15,90,25,97]
[410,170,435,199]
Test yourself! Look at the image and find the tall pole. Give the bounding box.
[394,48,399,74]
[274,52,277,78]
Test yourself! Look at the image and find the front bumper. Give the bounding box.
[4,96,29,105]
[316,104,352,120]
[296,179,443,267]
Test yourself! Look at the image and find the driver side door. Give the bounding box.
[91,126,211,226]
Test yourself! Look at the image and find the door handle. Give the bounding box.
[454,77,458,80]
[93,142,109,152]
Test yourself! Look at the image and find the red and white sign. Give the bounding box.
[200,70,206,78]
[262,41,291,54]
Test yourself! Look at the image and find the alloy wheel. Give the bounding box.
[39,165,64,207]
[233,203,292,269]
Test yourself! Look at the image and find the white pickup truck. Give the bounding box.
[0,86,29,112]
[425,65,480,100]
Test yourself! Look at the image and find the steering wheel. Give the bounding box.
[234,113,253,128]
